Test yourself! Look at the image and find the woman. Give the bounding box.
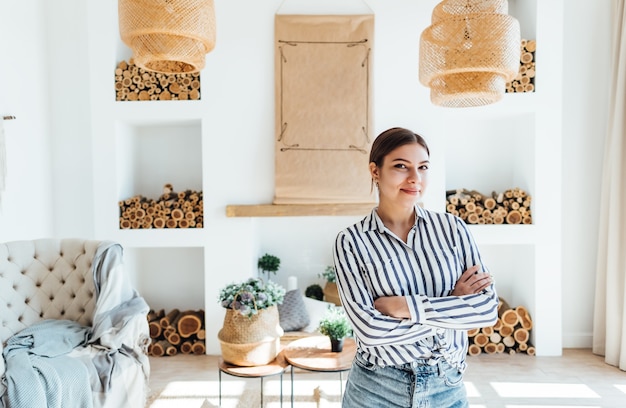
[333,127,498,408]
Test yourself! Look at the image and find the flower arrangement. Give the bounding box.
[319,265,337,283]
[219,277,286,318]
[318,306,352,340]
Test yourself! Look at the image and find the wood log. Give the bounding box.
[499,309,519,327]
[499,324,514,337]
[160,308,180,328]
[516,306,533,330]
[192,341,206,355]
[149,321,162,339]
[148,309,165,322]
[473,333,489,347]
[180,341,194,354]
[176,310,204,338]
[506,210,522,224]
[502,335,516,348]
[467,328,480,337]
[513,328,530,344]
[163,326,176,338]
[468,344,482,356]
[166,331,181,346]
[165,343,178,356]
[196,329,206,340]
[492,318,503,331]
[151,340,172,357]
[484,343,498,354]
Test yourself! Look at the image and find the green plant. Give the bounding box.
[318,306,352,340]
[257,253,281,280]
[305,284,324,301]
[218,277,286,318]
[319,265,337,283]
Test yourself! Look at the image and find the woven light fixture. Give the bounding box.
[119,0,216,74]
[419,0,520,107]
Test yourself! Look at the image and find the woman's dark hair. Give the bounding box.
[369,127,430,167]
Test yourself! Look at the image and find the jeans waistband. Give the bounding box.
[395,359,438,373]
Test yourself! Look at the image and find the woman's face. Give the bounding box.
[370,142,430,207]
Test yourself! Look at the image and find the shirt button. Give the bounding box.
[412,361,418,368]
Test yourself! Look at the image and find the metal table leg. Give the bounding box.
[290,365,294,407]
[339,371,343,396]
[219,369,222,406]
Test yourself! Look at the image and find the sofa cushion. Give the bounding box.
[278,290,310,332]
[301,297,335,333]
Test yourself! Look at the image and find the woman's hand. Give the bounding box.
[451,265,493,296]
[374,296,411,319]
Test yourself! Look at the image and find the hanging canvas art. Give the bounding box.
[274,14,375,204]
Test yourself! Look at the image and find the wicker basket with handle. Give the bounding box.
[218,305,284,366]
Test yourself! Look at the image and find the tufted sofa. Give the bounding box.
[0,238,150,408]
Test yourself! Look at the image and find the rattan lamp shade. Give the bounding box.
[119,0,216,74]
[419,0,520,107]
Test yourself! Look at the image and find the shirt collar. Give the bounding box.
[364,204,429,232]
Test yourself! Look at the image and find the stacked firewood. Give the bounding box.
[506,39,536,93]
[468,298,535,356]
[147,308,206,357]
[115,59,201,101]
[119,184,203,229]
[446,187,532,225]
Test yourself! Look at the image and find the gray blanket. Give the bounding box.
[2,319,93,408]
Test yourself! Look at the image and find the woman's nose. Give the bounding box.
[408,168,420,182]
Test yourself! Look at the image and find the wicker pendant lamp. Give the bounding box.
[419,0,520,107]
[119,0,216,74]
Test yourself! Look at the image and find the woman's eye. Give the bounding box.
[394,164,407,169]
[419,165,429,170]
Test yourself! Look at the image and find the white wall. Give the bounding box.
[0,0,612,350]
[0,1,55,241]
[561,1,611,347]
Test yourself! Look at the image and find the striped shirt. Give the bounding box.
[333,205,498,371]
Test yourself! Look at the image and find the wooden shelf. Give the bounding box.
[226,203,374,217]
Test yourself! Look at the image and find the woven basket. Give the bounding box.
[118,0,216,74]
[218,305,284,366]
[419,0,520,107]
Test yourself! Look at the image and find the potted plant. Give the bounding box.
[258,253,281,281]
[318,306,352,352]
[305,284,324,301]
[319,265,341,306]
[217,277,286,366]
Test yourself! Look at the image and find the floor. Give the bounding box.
[146,348,626,407]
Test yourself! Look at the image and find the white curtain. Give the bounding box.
[0,119,6,208]
[593,0,626,371]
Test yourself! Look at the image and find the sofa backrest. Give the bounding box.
[0,238,102,345]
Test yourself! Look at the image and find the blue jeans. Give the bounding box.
[342,353,469,408]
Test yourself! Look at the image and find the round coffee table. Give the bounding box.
[283,336,356,407]
[218,353,288,407]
